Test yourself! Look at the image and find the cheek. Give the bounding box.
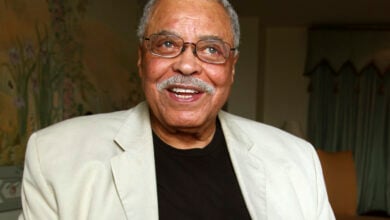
[207,67,234,88]
[142,57,171,83]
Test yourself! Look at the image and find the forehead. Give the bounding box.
[146,0,233,43]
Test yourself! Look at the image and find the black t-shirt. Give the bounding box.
[153,121,252,220]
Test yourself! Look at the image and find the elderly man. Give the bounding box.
[19,0,335,219]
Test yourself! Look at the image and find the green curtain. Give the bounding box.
[307,60,390,215]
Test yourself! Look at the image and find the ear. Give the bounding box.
[137,46,143,78]
[231,53,239,82]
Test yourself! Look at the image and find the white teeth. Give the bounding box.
[171,88,199,94]
[175,94,192,99]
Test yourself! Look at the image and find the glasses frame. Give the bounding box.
[143,34,237,64]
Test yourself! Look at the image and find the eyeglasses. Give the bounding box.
[143,34,237,64]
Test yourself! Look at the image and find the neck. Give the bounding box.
[151,118,217,150]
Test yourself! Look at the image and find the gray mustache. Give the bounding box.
[157,75,215,94]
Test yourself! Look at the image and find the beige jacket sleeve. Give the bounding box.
[19,133,58,220]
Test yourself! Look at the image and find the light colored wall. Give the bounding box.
[263,27,309,134]
[229,17,259,120]
[228,21,309,135]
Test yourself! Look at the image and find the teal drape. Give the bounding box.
[307,60,390,215]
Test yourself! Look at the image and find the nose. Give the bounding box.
[172,43,201,75]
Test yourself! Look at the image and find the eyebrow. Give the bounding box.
[152,30,225,42]
[154,30,179,36]
[198,35,224,42]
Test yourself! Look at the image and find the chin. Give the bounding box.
[164,113,211,130]
[169,117,204,128]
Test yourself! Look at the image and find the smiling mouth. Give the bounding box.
[168,87,202,100]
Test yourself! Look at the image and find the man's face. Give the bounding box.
[138,0,238,135]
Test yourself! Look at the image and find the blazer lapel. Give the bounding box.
[109,105,269,220]
[219,112,268,220]
[111,103,159,220]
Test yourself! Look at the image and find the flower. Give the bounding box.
[8,48,20,65]
[24,43,35,60]
[14,97,26,108]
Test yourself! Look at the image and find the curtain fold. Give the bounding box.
[307,61,390,215]
[354,64,387,213]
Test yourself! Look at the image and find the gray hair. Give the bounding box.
[136,0,240,49]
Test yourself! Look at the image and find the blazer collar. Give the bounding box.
[219,111,268,219]
[111,102,159,220]
[114,102,152,152]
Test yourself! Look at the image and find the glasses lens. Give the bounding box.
[196,40,230,64]
[145,34,233,64]
[149,35,182,57]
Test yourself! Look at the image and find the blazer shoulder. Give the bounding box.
[220,111,308,142]
[35,110,128,138]
[219,111,315,160]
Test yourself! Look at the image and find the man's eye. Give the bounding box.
[202,45,222,56]
[204,47,215,54]
[162,41,175,48]
[155,39,178,49]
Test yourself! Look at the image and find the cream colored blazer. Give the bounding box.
[19,102,335,220]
